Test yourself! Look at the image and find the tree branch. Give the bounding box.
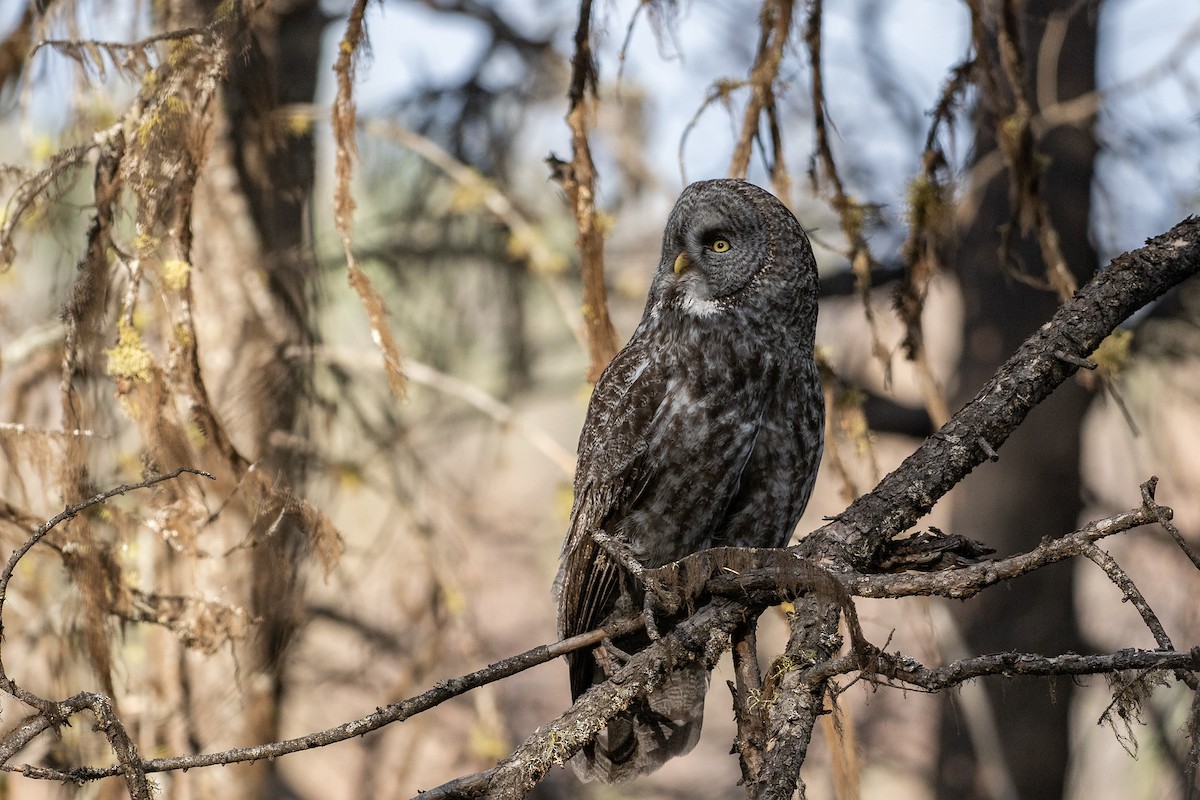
[797,216,1200,567]
[9,619,641,784]
[0,469,214,795]
[869,647,1200,691]
[555,0,618,382]
[406,216,1200,798]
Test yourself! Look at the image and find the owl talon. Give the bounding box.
[593,531,673,637]
[642,593,661,641]
[596,637,633,677]
[592,530,647,579]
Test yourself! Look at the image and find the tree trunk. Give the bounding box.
[937,3,1099,799]
[175,2,327,796]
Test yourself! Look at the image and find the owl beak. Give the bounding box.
[673,251,689,275]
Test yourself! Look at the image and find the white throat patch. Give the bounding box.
[678,290,721,317]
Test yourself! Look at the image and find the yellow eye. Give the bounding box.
[710,238,731,253]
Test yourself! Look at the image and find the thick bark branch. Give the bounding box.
[798,216,1200,568]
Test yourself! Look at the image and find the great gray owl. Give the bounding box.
[556,179,825,783]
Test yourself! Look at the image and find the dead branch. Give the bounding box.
[8,618,641,784]
[845,489,1165,600]
[796,216,1200,567]
[868,647,1200,691]
[556,0,618,382]
[0,469,213,797]
[333,0,409,400]
[729,620,768,787]
[728,0,794,191]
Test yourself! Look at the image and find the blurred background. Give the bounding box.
[0,0,1199,798]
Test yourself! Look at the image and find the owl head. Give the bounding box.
[647,179,818,333]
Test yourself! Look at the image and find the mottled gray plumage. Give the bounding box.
[556,179,824,783]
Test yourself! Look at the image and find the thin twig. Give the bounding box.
[678,78,746,184]
[729,0,794,182]
[0,469,214,760]
[1142,477,1200,571]
[1080,542,1198,691]
[559,0,618,381]
[16,619,639,783]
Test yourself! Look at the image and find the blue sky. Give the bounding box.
[3,0,1198,256]
[333,0,1198,256]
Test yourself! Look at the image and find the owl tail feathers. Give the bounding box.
[570,663,707,784]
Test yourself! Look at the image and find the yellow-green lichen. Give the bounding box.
[105,321,155,383]
[161,258,191,292]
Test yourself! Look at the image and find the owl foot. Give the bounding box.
[641,592,661,641]
[592,531,668,641]
[591,530,646,578]
[596,638,633,677]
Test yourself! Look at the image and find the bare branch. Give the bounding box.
[729,620,768,788]
[0,469,215,706]
[846,491,1163,600]
[729,0,794,192]
[13,619,640,783]
[1143,477,1200,571]
[53,214,1192,796]
[866,648,1200,692]
[333,0,408,400]
[796,216,1200,566]
[556,0,618,382]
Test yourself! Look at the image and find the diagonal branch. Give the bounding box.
[761,214,1200,794]
[9,620,640,784]
[796,216,1200,568]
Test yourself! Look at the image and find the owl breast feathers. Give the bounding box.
[555,178,824,783]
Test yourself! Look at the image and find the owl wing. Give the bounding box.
[559,337,774,700]
[558,488,624,699]
[557,341,669,699]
